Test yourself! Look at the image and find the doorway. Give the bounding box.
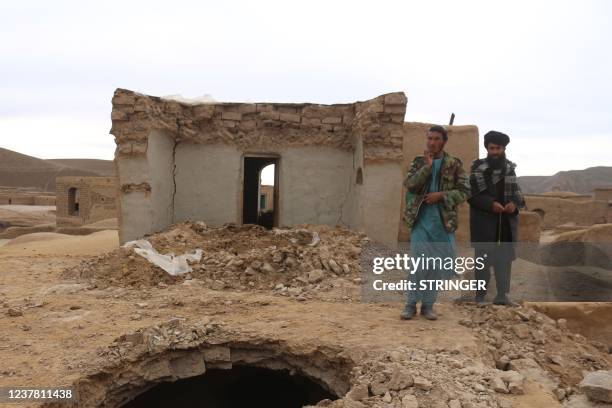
[68,187,80,216]
[242,156,278,229]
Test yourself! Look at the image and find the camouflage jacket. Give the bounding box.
[403,152,470,232]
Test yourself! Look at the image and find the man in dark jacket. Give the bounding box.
[468,131,525,305]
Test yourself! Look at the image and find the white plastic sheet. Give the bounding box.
[122,239,203,276]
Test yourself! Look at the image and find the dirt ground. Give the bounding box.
[0,225,610,408]
[0,206,56,231]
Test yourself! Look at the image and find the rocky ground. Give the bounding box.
[0,223,610,408]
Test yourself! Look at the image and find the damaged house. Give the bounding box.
[110,89,478,247]
[55,176,117,227]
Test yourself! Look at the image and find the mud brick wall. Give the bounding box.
[110,88,479,248]
[56,176,118,226]
[0,192,55,205]
[594,188,612,202]
[524,195,609,228]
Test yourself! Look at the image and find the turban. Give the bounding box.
[484,131,510,147]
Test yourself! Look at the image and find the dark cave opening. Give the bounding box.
[122,365,337,408]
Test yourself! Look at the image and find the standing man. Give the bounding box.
[401,125,470,320]
[468,131,525,305]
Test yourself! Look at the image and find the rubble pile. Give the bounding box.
[95,317,226,365]
[337,347,512,408]
[312,305,611,408]
[460,305,611,403]
[69,222,366,297]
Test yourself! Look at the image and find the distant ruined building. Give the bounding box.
[524,188,612,229]
[55,176,118,226]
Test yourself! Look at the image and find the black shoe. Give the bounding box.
[420,304,438,320]
[400,304,417,320]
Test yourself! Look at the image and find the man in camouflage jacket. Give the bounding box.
[400,125,470,321]
[403,151,470,233]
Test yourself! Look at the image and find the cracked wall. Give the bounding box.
[115,130,174,242]
[111,88,451,247]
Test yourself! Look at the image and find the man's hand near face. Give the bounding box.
[504,202,516,213]
[424,150,433,167]
[424,192,444,204]
[492,201,505,213]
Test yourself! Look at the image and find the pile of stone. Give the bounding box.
[459,305,611,403]
[311,346,520,408]
[311,305,611,408]
[70,222,366,296]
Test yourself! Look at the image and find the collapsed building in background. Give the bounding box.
[55,176,117,226]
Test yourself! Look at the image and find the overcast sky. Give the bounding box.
[1,0,611,176]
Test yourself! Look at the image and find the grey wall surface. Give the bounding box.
[278,147,356,228]
[148,130,175,232]
[116,155,152,243]
[116,130,174,242]
[120,139,412,245]
[174,144,241,225]
[361,162,403,249]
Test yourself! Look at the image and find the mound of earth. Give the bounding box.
[0,229,118,257]
[69,223,366,299]
[526,302,612,350]
[5,232,74,245]
[0,205,56,232]
[0,223,56,239]
[85,217,118,229]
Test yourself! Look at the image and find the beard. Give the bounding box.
[487,153,506,170]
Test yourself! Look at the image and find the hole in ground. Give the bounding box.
[122,365,338,408]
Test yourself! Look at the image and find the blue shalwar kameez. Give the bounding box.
[407,158,457,306]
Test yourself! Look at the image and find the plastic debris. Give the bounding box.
[123,239,203,276]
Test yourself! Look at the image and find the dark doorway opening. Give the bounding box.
[243,156,278,229]
[68,187,80,216]
[123,365,337,408]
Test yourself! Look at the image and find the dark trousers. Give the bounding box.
[475,248,513,299]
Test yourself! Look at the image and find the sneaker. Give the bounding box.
[400,304,417,320]
[420,304,438,320]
